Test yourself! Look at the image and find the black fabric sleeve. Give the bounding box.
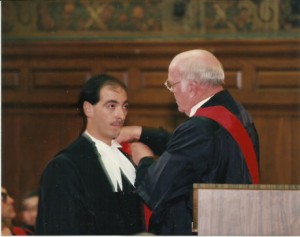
[36,156,95,235]
[135,157,155,188]
[140,127,171,155]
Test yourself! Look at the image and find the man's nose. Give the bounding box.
[116,107,126,120]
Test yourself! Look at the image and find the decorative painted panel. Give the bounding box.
[2,0,300,41]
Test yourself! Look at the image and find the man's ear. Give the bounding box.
[188,81,198,98]
[83,101,93,117]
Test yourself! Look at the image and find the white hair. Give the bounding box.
[180,63,225,86]
[169,49,225,89]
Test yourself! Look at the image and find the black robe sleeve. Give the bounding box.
[140,126,171,155]
[36,155,96,235]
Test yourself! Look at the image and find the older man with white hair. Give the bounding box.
[117,49,260,235]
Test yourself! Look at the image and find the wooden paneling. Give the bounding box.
[2,70,21,89]
[2,107,83,210]
[257,70,300,89]
[2,40,300,213]
[224,70,242,89]
[291,117,300,183]
[31,70,90,88]
[254,115,293,184]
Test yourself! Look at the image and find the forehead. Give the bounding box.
[23,196,38,205]
[99,85,127,100]
[2,187,7,193]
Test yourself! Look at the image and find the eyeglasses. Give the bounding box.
[164,79,181,92]
[2,192,8,202]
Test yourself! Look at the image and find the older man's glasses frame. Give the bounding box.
[164,79,181,92]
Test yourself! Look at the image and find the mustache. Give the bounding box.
[111,120,124,126]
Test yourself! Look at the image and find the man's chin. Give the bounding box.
[112,130,121,139]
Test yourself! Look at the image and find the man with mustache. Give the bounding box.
[36,74,145,235]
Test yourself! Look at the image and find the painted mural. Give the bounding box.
[2,0,300,41]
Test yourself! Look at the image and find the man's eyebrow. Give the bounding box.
[104,99,118,104]
[103,99,128,105]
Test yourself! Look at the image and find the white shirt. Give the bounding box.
[189,96,212,117]
[84,131,136,192]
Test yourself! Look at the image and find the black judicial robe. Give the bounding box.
[136,90,260,235]
[36,135,145,235]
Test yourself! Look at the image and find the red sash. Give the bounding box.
[195,106,260,184]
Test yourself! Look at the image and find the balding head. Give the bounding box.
[168,49,225,87]
[167,49,225,116]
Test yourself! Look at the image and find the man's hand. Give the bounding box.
[130,142,154,165]
[116,126,142,143]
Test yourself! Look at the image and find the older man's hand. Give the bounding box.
[130,142,154,165]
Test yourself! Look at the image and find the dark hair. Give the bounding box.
[77,74,127,117]
[21,190,38,210]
